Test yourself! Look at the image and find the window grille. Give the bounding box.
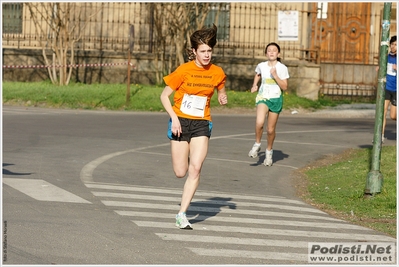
[2,3,23,34]
[205,3,230,41]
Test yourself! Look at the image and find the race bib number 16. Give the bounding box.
[180,94,207,117]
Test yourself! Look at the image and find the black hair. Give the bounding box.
[390,35,397,44]
[187,24,218,61]
[265,42,281,62]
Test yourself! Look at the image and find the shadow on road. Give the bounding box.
[187,197,237,225]
[250,150,289,166]
[2,163,32,176]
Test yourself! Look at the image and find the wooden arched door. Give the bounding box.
[311,2,372,64]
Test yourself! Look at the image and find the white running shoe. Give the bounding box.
[264,149,273,166]
[248,144,261,158]
[175,212,192,229]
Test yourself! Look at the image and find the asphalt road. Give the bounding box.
[2,105,397,265]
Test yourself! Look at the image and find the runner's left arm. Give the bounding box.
[217,87,228,105]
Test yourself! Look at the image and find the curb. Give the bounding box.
[287,104,377,118]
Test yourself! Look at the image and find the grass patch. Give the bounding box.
[297,146,397,237]
[3,81,351,111]
[2,81,162,111]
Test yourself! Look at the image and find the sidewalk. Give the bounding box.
[292,103,377,118]
[213,104,380,118]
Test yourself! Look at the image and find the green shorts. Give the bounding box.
[255,94,283,114]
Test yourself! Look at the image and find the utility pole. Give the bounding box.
[364,2,392,197]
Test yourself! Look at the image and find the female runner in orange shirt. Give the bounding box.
[160,24,228,229]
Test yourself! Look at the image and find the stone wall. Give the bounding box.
[2,49,321,100]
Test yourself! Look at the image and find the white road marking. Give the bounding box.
[104,200,347,222]
[3,178,91,203]
[190,248,306,261]
[85,183,299,203]
[155,233,308,248]
[115,210,370,231]
[77,125,396,261]
[88,182,396,261]
[133,221,396,242]
[132,151,300,169]
[80,130,358,184]
[93,191,323,214]
[80,143,169,183]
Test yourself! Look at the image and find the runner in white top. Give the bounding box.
[248,42,290,166]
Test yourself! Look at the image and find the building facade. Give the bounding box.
[2,2,397,99]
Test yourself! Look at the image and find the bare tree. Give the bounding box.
[148,3,167,84]
[149,3,219,83]
[26,3,101,86]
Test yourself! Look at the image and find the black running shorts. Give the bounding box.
[167,117,212,142]
[385,89,397,106]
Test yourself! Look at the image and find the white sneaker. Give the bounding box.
[248,144,261,158]
[175,212,192,229]
[263,149,273,166]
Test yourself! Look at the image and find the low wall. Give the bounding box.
[319,63,378,99]
[2,49,321,100]
[214,56,320,100]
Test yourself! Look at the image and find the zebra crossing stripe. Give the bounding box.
[102,200,340,222]
[3,178,91,203]
[132,221,396,242]
[155,233,308,248]
[190,248,306,262]
[92,191,324,214]
[87,182,396,261]
[85,183,303,205]
[115,210,371,231]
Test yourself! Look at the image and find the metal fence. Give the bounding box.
[3,2,395,99]
[2,2,312,60]
[2,2,392,62]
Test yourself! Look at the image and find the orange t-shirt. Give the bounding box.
[163,60,226,121]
